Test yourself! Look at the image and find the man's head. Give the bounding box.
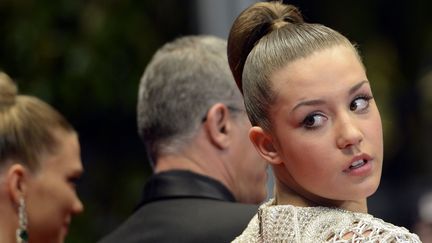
[137,35,267,203]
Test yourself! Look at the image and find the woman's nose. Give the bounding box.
[72,196,84,214]
[336,114,363,149]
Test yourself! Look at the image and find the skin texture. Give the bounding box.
[25,131,84,243]
[250,45,383,212]
[228,112,268,204]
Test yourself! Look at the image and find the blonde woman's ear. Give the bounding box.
[249,126,282,165]
[6,163,28,204]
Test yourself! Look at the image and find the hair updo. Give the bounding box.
[228,2,303,93]
[0,72,17,108]
[0,72,74,171]
[227,1,358,131]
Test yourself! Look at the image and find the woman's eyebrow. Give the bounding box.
[291,80,369,113]
[349,80,369,95]
[291,99,326,113]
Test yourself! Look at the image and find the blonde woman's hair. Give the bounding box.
[0,72,74,171]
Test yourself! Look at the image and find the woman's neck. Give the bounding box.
[0,202,19,243]
[0,217,17,243]
[274,177,368,213]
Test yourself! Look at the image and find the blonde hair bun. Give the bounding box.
[0,72,18,107]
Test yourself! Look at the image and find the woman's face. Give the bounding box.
[268,45,383,205]
[25,131,84,243]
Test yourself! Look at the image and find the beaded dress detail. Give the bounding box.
[233,199,421,243]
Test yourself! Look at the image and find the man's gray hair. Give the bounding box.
[137,35,242,166]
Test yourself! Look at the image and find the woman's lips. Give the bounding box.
[343,153,373,175]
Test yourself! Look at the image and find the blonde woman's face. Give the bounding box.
[268,45,383,205]
[25,131,84,243]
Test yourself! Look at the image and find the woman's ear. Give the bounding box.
[204,103,231,149]
[249,126,282,165]
[6,163,28,204]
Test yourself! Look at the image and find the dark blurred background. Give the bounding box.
[1,0,432,242]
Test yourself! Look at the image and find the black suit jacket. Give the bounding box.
[98,170,258,243]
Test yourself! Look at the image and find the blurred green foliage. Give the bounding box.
[0,0,193,113]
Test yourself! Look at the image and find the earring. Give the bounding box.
[16,196,28,243]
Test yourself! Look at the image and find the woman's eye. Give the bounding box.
[350,95,372,112]
[301,113,327,129]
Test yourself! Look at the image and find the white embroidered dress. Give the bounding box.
[233,199,421,243]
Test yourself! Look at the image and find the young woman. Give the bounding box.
[0,72,84,243]
[227,1,421,242]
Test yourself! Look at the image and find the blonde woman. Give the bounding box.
[0,73,84,243]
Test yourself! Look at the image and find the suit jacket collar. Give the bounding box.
[137,170,236,208]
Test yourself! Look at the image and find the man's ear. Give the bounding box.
[204,103,231,149]
[249,126,282,165]
[5,163,28,204]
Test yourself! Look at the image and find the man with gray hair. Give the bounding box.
[99,35,267,243]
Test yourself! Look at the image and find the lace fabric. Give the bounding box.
[233,199,422,243]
